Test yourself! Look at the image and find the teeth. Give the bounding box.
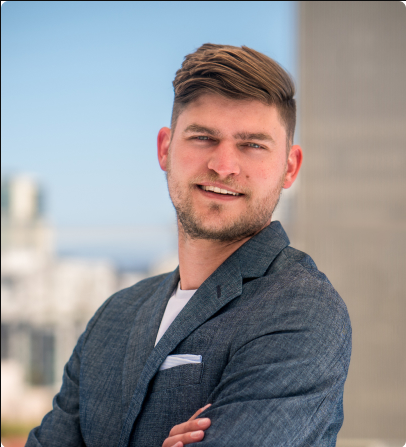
[201,185,240,196]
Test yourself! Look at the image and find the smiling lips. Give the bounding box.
[199,185,242,196]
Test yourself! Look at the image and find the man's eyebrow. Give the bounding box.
[183,124,222,137]
[183,125,275,143]
[233,132,275,143]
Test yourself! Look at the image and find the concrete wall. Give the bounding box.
[296,1,406,440]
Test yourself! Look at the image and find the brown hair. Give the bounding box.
[171,43,296,147]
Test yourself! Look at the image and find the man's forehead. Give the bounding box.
[180,93,281,124]
[184,92,275,112]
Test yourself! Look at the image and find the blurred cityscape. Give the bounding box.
[1,175,178,430]
[1,2,406,447]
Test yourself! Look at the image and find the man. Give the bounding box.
[26,44,351,447]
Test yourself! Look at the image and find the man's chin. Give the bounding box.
[180,219,266,243]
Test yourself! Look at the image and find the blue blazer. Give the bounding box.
[26,222,351,447]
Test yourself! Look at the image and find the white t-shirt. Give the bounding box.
[155,281,197,346]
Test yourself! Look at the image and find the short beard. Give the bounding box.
[167,168,285,243]
[176,190,282,243]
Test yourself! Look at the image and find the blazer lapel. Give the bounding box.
[156,252,243,356]
[121,268,179,420]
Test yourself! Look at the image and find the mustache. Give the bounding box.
[188,173,252,196]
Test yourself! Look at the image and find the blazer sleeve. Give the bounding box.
[25,295,113,447]
[192,290,352,447]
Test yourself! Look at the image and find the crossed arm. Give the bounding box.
[26,286,351,447]
[26,329,350,447]
[163,314,351,447]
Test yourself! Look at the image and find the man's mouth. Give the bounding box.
[198,185,242,196]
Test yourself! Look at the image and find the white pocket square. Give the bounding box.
[159,354,202,371]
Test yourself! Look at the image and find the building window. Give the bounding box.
[30,328,55,386]
[1,323,11,360]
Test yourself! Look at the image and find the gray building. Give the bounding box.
[295,1,406,441]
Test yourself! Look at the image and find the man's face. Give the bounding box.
[158,93,302,242]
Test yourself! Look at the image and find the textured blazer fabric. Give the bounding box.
[26,221,352,447]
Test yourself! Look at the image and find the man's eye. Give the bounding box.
[196,136,211,140]
[247,143,261,149]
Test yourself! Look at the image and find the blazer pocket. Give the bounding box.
[151,362,204,393]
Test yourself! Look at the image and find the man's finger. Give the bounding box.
[163,405,212,447]
[189,403,211,421]
[162,429,205,447]
[168,418,211,437]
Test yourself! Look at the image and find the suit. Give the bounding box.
[26,221,352,446]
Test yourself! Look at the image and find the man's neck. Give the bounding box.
[177,222,269,290]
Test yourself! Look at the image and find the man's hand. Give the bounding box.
[162,404,212,447]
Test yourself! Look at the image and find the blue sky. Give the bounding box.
[1,1,298,268]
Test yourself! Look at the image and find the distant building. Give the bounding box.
[1,176,128,422]
[1,175,52,253]
[296,1,406,441]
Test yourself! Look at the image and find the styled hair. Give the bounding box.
[171,43,296,146]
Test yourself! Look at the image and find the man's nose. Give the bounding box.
[207,142,241,178]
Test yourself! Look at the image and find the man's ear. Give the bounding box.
[157,127,171,172]
[283,144,303,189]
